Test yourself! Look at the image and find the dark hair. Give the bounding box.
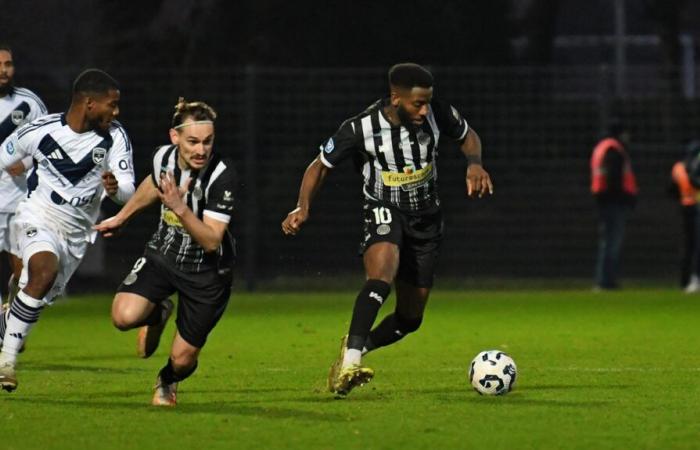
[388,63,433,89]
[72,69,119,96]
[171,97,217,129]
[0,44,12,54]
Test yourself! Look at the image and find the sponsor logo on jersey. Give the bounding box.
[162,209,184,227]
[47,149,63,160]
[381,163,433,191]
[26,228,38,238]
[223,190,233,201]
[11,110,25,125]
[5,141,14,155]
[324,138,335,154]
[92,147,107,164]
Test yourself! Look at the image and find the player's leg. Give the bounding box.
[113,254,175,358]
[328,203,402,396]
[152,331,200,407]
[363,209,442,354]
[0,249,58,391]
[363,280,430,353]
[152,272,230,406]
[7,252,22,304]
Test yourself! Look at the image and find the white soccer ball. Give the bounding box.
[469,350,517,395]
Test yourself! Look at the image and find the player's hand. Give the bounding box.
[281,207,309,236]
[93,215,125,238]
[466,164,493,198]
[158,172,190,215]
[102,171,119,196]
[7,161,26,177]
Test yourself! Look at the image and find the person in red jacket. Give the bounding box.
[590,121,638,290]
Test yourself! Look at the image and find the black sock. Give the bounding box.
[365,312,423,353]
[347,279,391,350]
[158,358,198,384]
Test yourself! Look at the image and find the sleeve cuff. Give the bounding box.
[203,210,231,224]
[319,152,335,168]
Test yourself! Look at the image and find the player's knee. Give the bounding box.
[171,351,198,371]
[396,314,423,334]
[111,300,140,331]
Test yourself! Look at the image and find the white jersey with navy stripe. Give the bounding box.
[0,87,48,212]
[0,113,135,239]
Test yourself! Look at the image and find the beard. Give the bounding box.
[396,104,414,128]
[0,79,13,96]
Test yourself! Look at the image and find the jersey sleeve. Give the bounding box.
[431,100,469,142]
[203,161,236,224]
[318,119,360,168]
[107,126,135,185]
[0,125,33,170]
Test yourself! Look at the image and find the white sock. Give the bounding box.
[342,349,362,368]
[0,290,44,365]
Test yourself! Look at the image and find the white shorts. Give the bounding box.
[0,212,18,254]
[12,211,89,304]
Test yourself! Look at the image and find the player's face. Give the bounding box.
[393,86,433,127]
[170,120,215,170]
[86,89,120,133]
[0,50,15,94]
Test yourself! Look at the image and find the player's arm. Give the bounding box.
[94,175,160,237]
[459,128,493,198]
[158,172,228,252]
[0,131,29,172]
[281,156,330,236]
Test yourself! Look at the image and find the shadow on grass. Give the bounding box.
[4,396,347,422]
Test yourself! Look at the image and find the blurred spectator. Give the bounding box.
[679,140,700,292]
[590,121,638,290]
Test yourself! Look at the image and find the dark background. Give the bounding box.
[2,0,700,289]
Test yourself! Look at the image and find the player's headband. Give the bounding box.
[173,120,214,130]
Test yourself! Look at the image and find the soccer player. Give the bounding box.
[282,63,493,397]
[94,99,236,407]
[0,68,135,391]
[0,45,48,303]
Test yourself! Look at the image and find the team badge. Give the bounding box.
[377,224,391,236]
[92,147,107,164]
[5,141,14,155]
[324,138,335,154]
[26,228,38,238]
[123,272,138,286]
[223,190,233,201]
[192,185,203,200]
[11,110,24,125]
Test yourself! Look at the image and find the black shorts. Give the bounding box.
[359,201,443,288]
[117,249,232,348]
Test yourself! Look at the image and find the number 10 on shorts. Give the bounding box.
[372,207,392,224]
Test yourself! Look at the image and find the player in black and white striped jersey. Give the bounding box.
[0,45,48,305]
[95,98,236,406]
[283,63,493,397]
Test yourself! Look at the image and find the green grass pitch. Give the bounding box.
[4,289,700,449]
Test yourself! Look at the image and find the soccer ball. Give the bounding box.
[469,350,517,395]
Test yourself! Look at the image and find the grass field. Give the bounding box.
[4,289,700,450]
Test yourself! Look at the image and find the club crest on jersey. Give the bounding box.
[418,131,430,146]
[92,147,107,164]
[11,110,25,125]
[324,138,335,154]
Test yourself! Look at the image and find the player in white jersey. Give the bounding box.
[0,45,48,303]
[0,69,135,391]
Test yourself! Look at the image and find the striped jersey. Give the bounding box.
[148,145,236,273]
[0,87,48,212]
[0,113,135,240]
[319,98,469,213]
